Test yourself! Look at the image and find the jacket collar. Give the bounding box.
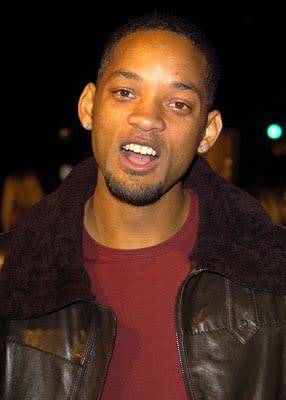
[184,158,286,293]
[1,156,285,317]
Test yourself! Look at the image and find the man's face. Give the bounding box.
[89,30,215,205]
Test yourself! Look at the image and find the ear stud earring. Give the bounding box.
[199,144,208,153]
[84,122,90,129]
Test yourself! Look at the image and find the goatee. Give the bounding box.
[105,172,164,206]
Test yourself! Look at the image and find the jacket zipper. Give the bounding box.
[175,268,206,399]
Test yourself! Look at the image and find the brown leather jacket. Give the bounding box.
[1,156,286,399]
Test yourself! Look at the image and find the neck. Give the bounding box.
[84,180,191,250]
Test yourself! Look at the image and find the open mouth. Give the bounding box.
[121,143,158,165]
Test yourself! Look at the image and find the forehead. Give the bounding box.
[105,30,207,83]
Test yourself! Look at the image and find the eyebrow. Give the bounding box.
[109,70,201,99]
[169,81,201,100]
[110,70,142,81]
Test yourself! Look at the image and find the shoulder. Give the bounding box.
[0,230,15,268]
[275,224,286,241]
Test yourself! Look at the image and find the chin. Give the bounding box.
[105,172,164,206]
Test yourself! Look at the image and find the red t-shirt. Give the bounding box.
[83,189,199,399]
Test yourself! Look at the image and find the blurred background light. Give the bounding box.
[59,127,72,140]
[266,123,283,140]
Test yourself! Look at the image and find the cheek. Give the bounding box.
[91,124,119,169]
[173,134,200,161]
[91,128,107,165]
[166,135,200,179]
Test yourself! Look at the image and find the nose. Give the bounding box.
[127,101,165,133]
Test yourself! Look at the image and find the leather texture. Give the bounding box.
[0,301,116,400]
[1,271,286,399]
[178,271,286,399]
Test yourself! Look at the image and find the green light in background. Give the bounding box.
[266,123,283,140]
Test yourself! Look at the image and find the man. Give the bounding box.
[1,12,286,399]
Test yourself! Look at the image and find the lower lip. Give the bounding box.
[119,151,159,173]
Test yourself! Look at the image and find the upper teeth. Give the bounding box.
[123,143,157,157]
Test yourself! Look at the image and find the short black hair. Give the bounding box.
[97,12,220,109]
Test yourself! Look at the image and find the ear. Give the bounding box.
[78,82,96,130]
[197,110,223,154]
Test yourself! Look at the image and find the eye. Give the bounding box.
[169,101,191,111]
[113,89,135,99]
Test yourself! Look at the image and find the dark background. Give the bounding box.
[1,4,286,193]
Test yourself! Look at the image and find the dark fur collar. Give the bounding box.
[1,156,285,318]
